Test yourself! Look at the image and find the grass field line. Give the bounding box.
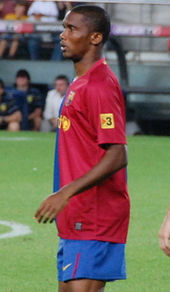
[0,220,32,239]
[0,137,35,141]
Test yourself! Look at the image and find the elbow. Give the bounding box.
[122,145,128,168]
[118,144,128,170]
[119,156,127,171]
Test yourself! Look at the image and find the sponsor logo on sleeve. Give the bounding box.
[100,113,115,129]
[57,115,71,131]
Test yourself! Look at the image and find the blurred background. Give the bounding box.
[0,0,170,135]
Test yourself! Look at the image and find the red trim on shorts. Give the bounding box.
[72,253,80,279]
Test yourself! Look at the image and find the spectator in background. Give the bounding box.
[0,79,22,131]
[14,69,43,131]
[27,0,58,60]
[41,75,69,132]
[51,1,74,60]
[57,1,73,21]
[0,1,4,19]
[0,0,15,18]
[0,0,27,59]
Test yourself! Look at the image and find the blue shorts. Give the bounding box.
[57,238,127,282]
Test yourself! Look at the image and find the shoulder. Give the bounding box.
[21,16,27,21]
[4,14,16,20]
[90,62,118,86]
[88,65,120,96]
[47,89,61,99]
[29,87,41,96]
[2,91,14,101]
[48,88,57,95]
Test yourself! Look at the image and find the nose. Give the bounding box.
[60,29,66,40]
[60,31,64,40]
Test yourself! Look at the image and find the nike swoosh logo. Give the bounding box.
[62,263,72,271]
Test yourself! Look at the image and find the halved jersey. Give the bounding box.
[54,58,130,243]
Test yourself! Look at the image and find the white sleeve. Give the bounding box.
[43,91,54,120]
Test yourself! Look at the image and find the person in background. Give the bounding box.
[14,69,43,131]
[0,0,27,59]
[159,204,170,257]
[57,1,73,21]
[41,75,69,132]
[0,0,15,18]
[27,0,58,60]
[0,79,21,131]
[0,0,5,19]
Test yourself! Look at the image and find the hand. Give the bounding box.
[159,214,170,257]
[34,191,69,224]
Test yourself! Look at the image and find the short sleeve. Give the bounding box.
[43,92,53,119]
[32,89,43,109]
[86,80,127,146]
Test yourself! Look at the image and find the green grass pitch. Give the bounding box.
[0,131,170,292]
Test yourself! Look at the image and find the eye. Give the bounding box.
[68,25,75,32]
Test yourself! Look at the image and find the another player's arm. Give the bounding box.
[159,204,170,257]
[35,144,127,223]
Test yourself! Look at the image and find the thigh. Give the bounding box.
[66,279,105,292]
[58,281,67,292]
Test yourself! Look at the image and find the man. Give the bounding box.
[35,5,130,292]
[0,0,27,59]
[159,204,170,257]
[41,75,69,132]
[27,0,58,60]
[0,79,21,131]
[14,69,43,130]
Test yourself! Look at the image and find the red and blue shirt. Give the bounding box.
[54,58,130,243]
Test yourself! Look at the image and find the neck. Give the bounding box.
[74,51,102,78]
[17,85,29,91]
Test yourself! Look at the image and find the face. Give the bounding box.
[60,11,93,61]
[16,76,29,90]
[55,79,68,96]
[15,4,26,18]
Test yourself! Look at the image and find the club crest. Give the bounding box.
[65,91,75,106]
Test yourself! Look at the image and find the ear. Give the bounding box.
[90,32,103,46]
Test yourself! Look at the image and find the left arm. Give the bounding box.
[29,108,42,120]
[159,205,170,257]
[34,144,127,223]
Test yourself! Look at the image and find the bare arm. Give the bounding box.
[159,204,170,257]
[29,108,42,120]
[34,144,127,223]
[2,110,21,123]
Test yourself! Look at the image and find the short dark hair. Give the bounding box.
[15,0,27,6]
[16,69,30,80]
[0,79,5,89]
[55,75,69,84]
[71,5,110,44]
